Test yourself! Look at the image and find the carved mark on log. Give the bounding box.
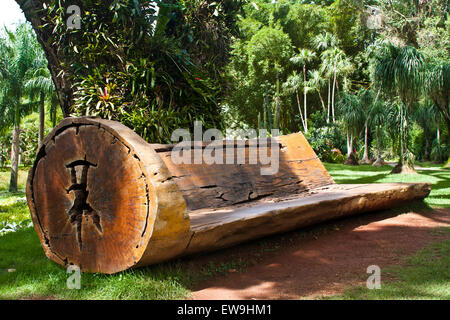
[26,119,160,273]
[65,158,102,250]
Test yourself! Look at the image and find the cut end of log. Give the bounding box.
[26,118,160,273]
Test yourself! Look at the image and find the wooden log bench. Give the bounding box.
[26,117,431,274]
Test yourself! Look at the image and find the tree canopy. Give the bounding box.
[6,0,450,168]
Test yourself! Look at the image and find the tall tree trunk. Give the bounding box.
[327,78,331,123]
[435,121,442,162]
[9,120,20,193]
[436,121,440,145]
[296,90,306,132]
[274,76,281,130]
[344,131,358,165]
[391,103,416,174]
[346,130,352,158]
[303,64,308,133]
[373,126,384,167]
[317,90,326,112]
[331,62,337,123]
[15,0,73,117]
[52,101,57,127]
[39,91,45,146]
[424,136,430,161]
[350,134,353,158]
[361,122,371,164]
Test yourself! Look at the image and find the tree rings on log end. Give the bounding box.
[26,117,160,274]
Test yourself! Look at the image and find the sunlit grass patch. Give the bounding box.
[0,196,30,226]
[324,163,450,209]
[327,227,450,300]
[0,168,28,193]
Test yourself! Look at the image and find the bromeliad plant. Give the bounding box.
[15,0,241,143]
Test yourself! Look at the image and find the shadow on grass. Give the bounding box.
[334,173,390,184]
[0,228,194,300]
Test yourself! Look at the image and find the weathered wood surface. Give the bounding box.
[27,117,431,274]
[157,133,334,211]
[185,183,431,254]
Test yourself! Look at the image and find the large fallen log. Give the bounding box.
[26,117,431,274]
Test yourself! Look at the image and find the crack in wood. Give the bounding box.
[65,159,102,250]
[200,184,218,189]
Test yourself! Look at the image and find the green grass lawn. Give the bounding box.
[0,168,30,231]
[324,163,450,209]
[0,163,449,300]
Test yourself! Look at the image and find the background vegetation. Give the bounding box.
[1,1,447,179]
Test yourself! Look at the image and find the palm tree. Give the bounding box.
[0,24,38,192]
[430,105,445,162]
[338,92,364,164]
[337,57,354,93]
[369,99,388,167]
[313,33,338,123]
[283,72,306,132]
[425,62,450,166]
[358,89,375,164]
[25,51,58,145]
[307,70,327,113]
[321,47,346,123]
[413,104,437,161]
[374,44,424,174]
[290,49,316,133]
[312,32,338,52]
[385,101,402,159]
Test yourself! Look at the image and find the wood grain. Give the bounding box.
[157,133,334,211]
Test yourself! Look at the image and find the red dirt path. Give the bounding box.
[191,208,450,300]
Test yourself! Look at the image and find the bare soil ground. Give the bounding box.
[190,208,450,300]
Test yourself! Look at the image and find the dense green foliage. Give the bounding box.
[223,0,448,166]
[22,0,243,143]
[0,24,38,131]
[2,0,448,169]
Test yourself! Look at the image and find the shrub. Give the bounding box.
[305,124,346,163]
